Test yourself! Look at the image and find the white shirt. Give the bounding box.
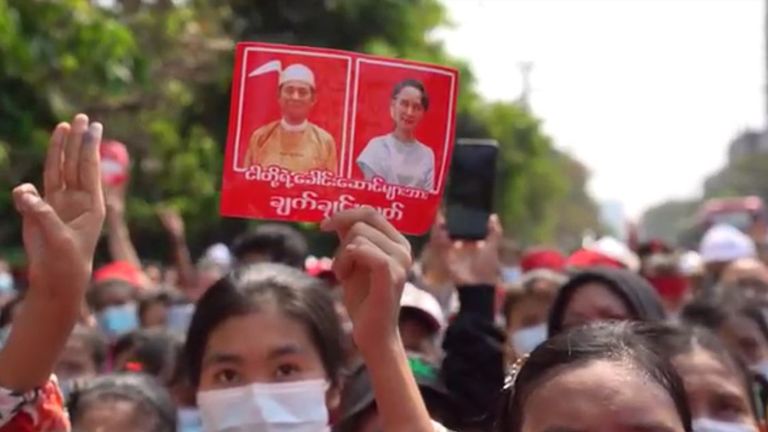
[357,133,435,190]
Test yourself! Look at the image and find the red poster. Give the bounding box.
[220,42,459,235]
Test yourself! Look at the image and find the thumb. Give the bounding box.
[13,184,67,242]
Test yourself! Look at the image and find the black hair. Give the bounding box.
[230,224,308,269]
[634,322,760,420]
[184,263,343,387]
[391,79,429,111]
[68,373,177,432]
[70,324,109,372]
[114,328,183,386]
[548,267,666,336]
[682,297,768,347]
[499,322,691,432]
[86,279,138,311]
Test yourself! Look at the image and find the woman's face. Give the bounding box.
[390,86,425,133]
[198,305,339,406]
[672,348,756,425]
[521,360,686,432]
[560,282,633,331]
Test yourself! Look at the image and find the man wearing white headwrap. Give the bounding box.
[244,63,337,173]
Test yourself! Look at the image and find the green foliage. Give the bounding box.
[0,0,600,259]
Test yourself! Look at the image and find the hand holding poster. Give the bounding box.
[220,42,459,235]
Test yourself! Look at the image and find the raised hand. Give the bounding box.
[14,114,106,295]
[158,207,186,241]
[444,215,503,286]
[321,208,412,352]
[0,114,105,391]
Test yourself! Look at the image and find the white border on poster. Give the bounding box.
[232,47,353,173]
[348,58,457,194]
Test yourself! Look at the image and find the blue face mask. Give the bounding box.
[178,407,203,432]
[511,323,547,355]
[98,303,138,338]
[501,266,522,283]
[167,304,195,335]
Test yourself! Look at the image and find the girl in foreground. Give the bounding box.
[184,207,439,431]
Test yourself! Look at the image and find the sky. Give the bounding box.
[435,0,766,219]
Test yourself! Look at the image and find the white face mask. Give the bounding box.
[692,418,757,432]
[511,323,547,355]
[197,379,329,432]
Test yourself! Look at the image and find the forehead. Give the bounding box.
[567,282,628,312]
[672,348,745,396]
[395,86,423,100]
[281,81,313,90]
[523,360,682,432]
[204,307,320,360]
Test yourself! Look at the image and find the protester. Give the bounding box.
[548,267,666,336]
[87,277,140,340]
[113,328,183,387]
[230,223,309,268]
[138,289,174,329]
[54,325,108,399]
[637,323,763,430]
[720,258,768,301]
[0,114,106,430]
[643,253,692,315]
[184,208,438,431]
[68,373,177,432]
[699,224,757,292]
[516,247,566,295]
[503,286,551,361]
[399,282,446,362]
[498,322,690,432]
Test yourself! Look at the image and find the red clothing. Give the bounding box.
[0,376,70,432]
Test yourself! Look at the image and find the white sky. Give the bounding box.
[436,0,765,219]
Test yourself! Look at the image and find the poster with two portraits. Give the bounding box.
[220,43,459,235]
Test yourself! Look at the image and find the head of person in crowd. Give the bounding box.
[503,284,555,361]
[547,267,666,336]
[399,282,446,362]
[681,298,768,379]
[516,247,566,296]
[335,357,457,432]
[143,261,164,286]
[720,258,768,301]
[138,289,174,329]
[68,373,177,432]
[184,263,343,431]
[636,323,763,431]
[566,248,626,270]
[700,224,757,284]
[88,269,141,339]
[643,253,692,315]
[499,322,691,432]
[114,328,183,386]
[230,223,308,269]
[54,324,108,398]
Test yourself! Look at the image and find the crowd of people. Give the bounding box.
[2,114,768,432]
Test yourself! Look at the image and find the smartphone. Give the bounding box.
[446,138,499,240]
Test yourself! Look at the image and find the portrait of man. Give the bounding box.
[243,63,338,173]
[356,79,435,190]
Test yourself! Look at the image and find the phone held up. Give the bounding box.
[445,138,499,241]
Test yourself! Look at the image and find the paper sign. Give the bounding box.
[100,139,130,187]
[219,42,459,235]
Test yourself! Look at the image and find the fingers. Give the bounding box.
[333,235,407,293]
[13,184,67,242]
[43,123,69,196]
[321,207,410,252]
[487,214,503,244]
[63,114,89,189]
[79,122,103,196]
[340,221,411,268]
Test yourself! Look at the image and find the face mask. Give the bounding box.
[197,379,329,432]
[692,418,757,432]
[167,304,195,334]
[511,323,547,355]
[178,407,204,432]
[97,303,138,339]
[501,266,522,283]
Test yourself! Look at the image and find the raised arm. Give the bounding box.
[323,208,434,432]
[158,207,196,291]
[0,114,106,391]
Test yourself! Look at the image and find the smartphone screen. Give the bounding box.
[446,139,499,240]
